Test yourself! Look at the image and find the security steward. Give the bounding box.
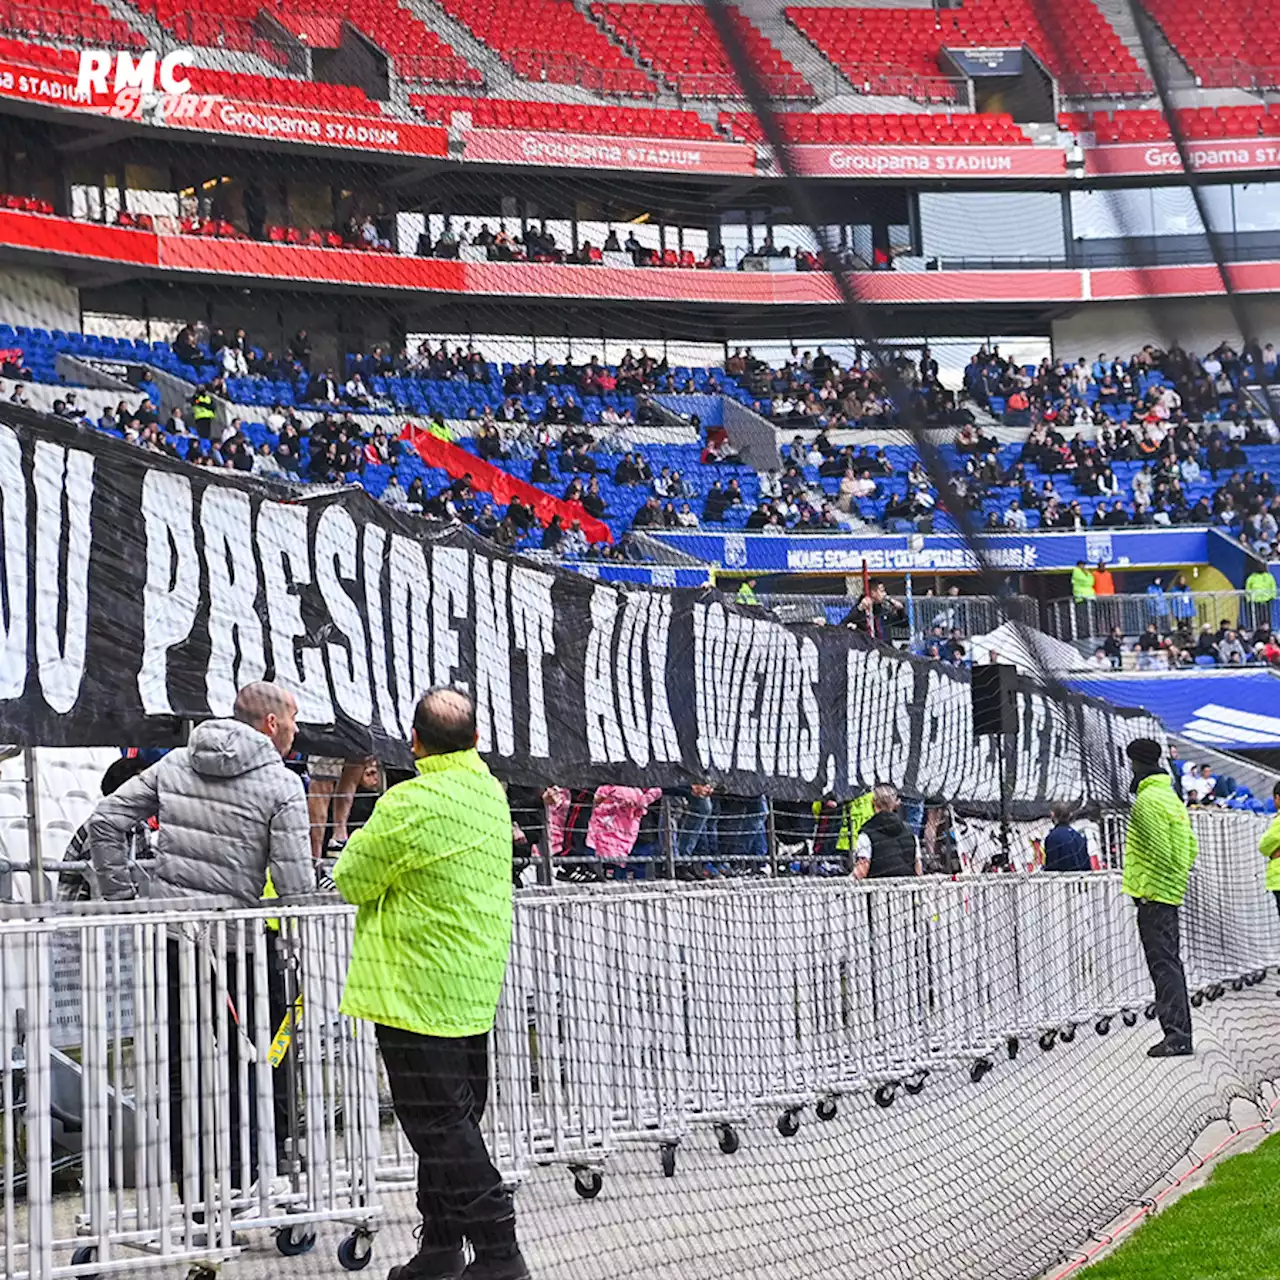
[852,784,922,879]
[1123,737,1198,1057]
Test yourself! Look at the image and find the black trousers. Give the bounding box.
[1135,900,1192,1049]
[166,934,290,1194]
[376,1024,514,1252]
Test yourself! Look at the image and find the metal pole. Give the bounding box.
[661,796,677,880]
[766,799,778,877]
[23,747,45,906]
[904,571,915,641]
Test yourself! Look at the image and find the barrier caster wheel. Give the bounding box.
[1145,1003,1158,1020]
[573,1168,604,1200]
[970,1057,993,1085]
[904,1074,927,1096]
[277,1226,317,1257]
[337,1233,373,1271]
[71,1246,98,1280]
[1122,1010,1138,1028]
[1232,978,1244,992]
[1039,1030,1057,1051]
[816,1098,838,1122]
[1191,991,1205,1008]
[1209,984,1224,1000]
[776,1109,801,1137]
[1006,1037,1020,1060]
[661,1144,677,1178]
[874,1084,896,1109]
[188,1267,218,1280]
[1061,1024,1077,1044]
[1095,1017,1111,1036]
[715,1124,740,1155]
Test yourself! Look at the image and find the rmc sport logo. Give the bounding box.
[75,50,215,121]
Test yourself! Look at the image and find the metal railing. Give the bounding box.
[1057,70,1152,98]
[758,592,1038,641]
[1040,590,1266,646]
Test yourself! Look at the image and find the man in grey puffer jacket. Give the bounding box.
[88,680,313,1196]
[89,680,313,903]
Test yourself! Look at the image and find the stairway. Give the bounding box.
[399,0,520,92]
[734,1,859,101]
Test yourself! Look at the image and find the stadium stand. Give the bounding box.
[409,94,717,138]
[0,0,145,49]
[1063,104,1280,142]
[591,3,814,99]
[131,0,483,86]
[786,1,1151,97]
[719,110,1028,145]
[183,67,378,113]
[432,0,657,94]
[1138,0,1280,89]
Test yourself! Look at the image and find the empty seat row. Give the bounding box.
[1069,104,1280,142]
[409,93,716,138]
[184,67,376,112]
[720,110,1028,145]
[1140,0,1280,89]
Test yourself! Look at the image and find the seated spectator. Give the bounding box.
[1193,626,1219,661]
[632,496,663,529]
[541,514,565,552]
[1217,628,1246,665]
[473,503,500,539]
[1087,647,1112,670]
[1103,625,1125,668]
[703,482,729,522]
[675,502,699,528]
[1183,763,1217,805]
[531,448,553,484]
[1003,500,1028,531]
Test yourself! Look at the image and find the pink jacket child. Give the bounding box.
[586,786,663,862]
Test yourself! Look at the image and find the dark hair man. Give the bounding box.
[1123,737,1198,1057]
[334,688,529,1280]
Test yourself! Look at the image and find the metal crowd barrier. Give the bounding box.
[2,809,1276,1278]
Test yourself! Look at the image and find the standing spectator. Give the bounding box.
[1043,804,1091,871]
[1093,560,1116,596]
[586,786,663,872]
[88,682,313,1194]
[334,689,530,1280]
[1245,562,1278,633]
[1123,738,1197,1057]
[851,785,921,879]
[1260,782,1280,922]
[308,757,370,860]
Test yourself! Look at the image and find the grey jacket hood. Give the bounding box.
[187,718,282,779]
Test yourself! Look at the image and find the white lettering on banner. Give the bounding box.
[757,626,783,777]
[0,426,28,700]
[431,545,468,693]
[646,594,680,764]
[777,630,801,778]
[826,149,1015,175]
[314,505,372,726]
[138,471,198,715]
[0,70,93,105]
[201,487,265,716]
[472,555,513,756]
[615,593,651,768]
[32,443,93,715]
[388,534,431,740]
[584,586,624,763]
[258,502,333,725]
[361,523,398,736]
[798,636,821,783]
[509,565,555,758]
[785,544,1040,573]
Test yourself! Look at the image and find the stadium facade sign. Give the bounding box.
[1084,140,1280,177]
[651,530,1212,573]
[459,127,757,176]
[786,144,1066,179]
[0,413,1157,809]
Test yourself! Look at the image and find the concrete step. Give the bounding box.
[399,0,517,91]
[736,3,858,101]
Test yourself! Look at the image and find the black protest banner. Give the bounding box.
[0,410,1160,807]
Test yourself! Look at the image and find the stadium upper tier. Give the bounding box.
[591,3,814,99]
[1061,105,1280,142]
[785,1,1150,97]
[0,0,1275,111]
[409,95,719,139]
[719,110,1028,146]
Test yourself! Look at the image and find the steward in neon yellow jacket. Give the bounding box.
[334,744,513,1038]
[1122,772,1198,906]
[1259,795,1280,896]
[1071,561,1096,601]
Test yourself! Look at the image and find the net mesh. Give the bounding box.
[1,1,1279,1277]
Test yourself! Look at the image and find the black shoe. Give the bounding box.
[1147,1039,1193,1058]
[388,1247,466,1280]
[461,1246,532,1280]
